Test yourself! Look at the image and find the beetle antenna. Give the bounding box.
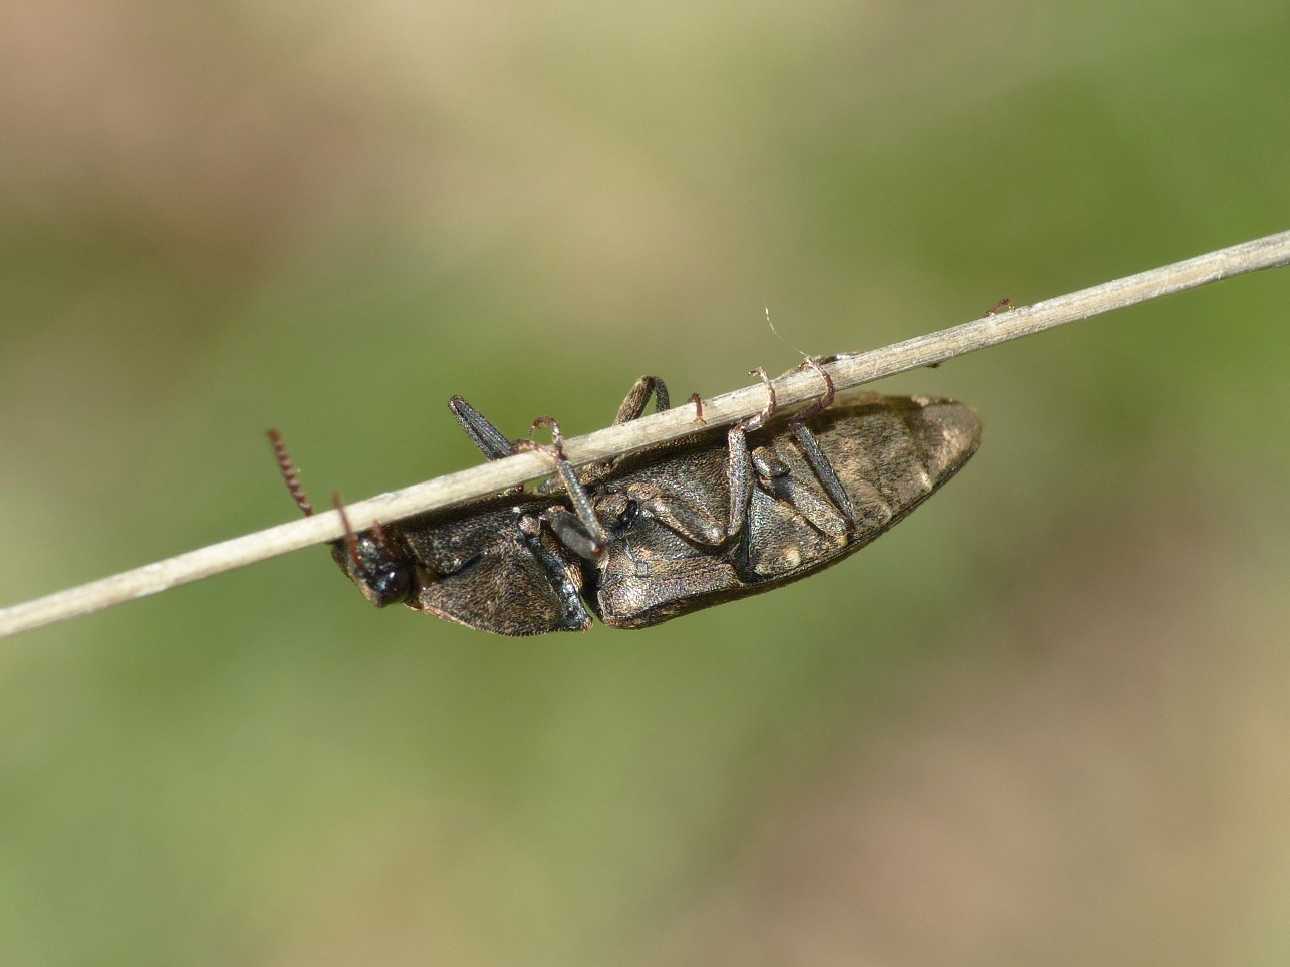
[267,428,315,517]
[331,491,362,569]
[370,518,390,550]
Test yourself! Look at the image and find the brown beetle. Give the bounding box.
[269,370,980,635]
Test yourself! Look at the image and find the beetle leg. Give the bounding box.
[790,421,856,530]
[740,366,778,431]
[578,376,678,488]
[517,515,594,628]
[725,424,752,540]
[725,368,778,539]
[541,507,605,561]
[752,445,790,481]
[517,416,609,557]
[613,376,671,424]
[448,395,515,460]
[789,356,835,420]
[787,359,857,530]
[638,492,727,546]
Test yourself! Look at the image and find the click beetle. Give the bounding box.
[269,367,980,634]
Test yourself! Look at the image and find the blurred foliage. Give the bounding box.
[2,2,1290,965]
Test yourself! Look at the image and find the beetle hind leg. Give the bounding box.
[788,359,856,530]
[725,363,858,539]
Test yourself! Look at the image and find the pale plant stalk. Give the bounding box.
[3,230,1290,639]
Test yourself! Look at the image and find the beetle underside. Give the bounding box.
[270,372,980,635]
[589,394,979,627]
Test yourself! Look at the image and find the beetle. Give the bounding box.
[268,366,980,634]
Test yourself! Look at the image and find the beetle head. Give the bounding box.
[268,428,413,608]
[329,501,414,608]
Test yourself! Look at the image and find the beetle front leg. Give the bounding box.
[516,515,594,629]
[448,395,515,460]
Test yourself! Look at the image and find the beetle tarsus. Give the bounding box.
[791,357,836,420]
[739,367,777,433]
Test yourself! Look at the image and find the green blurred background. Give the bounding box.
[3,2,1290,964]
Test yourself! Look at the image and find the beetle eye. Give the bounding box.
[367,563,412,607]
[334,534,414,608]
[615,499,639,530]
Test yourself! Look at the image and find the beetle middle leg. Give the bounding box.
[613,375,671,423]
[610,375,706,426]
[583,375,702,486]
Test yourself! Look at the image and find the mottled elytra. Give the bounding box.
[269,371,980,634]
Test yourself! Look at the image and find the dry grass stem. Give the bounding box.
[2,230,1289,639]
